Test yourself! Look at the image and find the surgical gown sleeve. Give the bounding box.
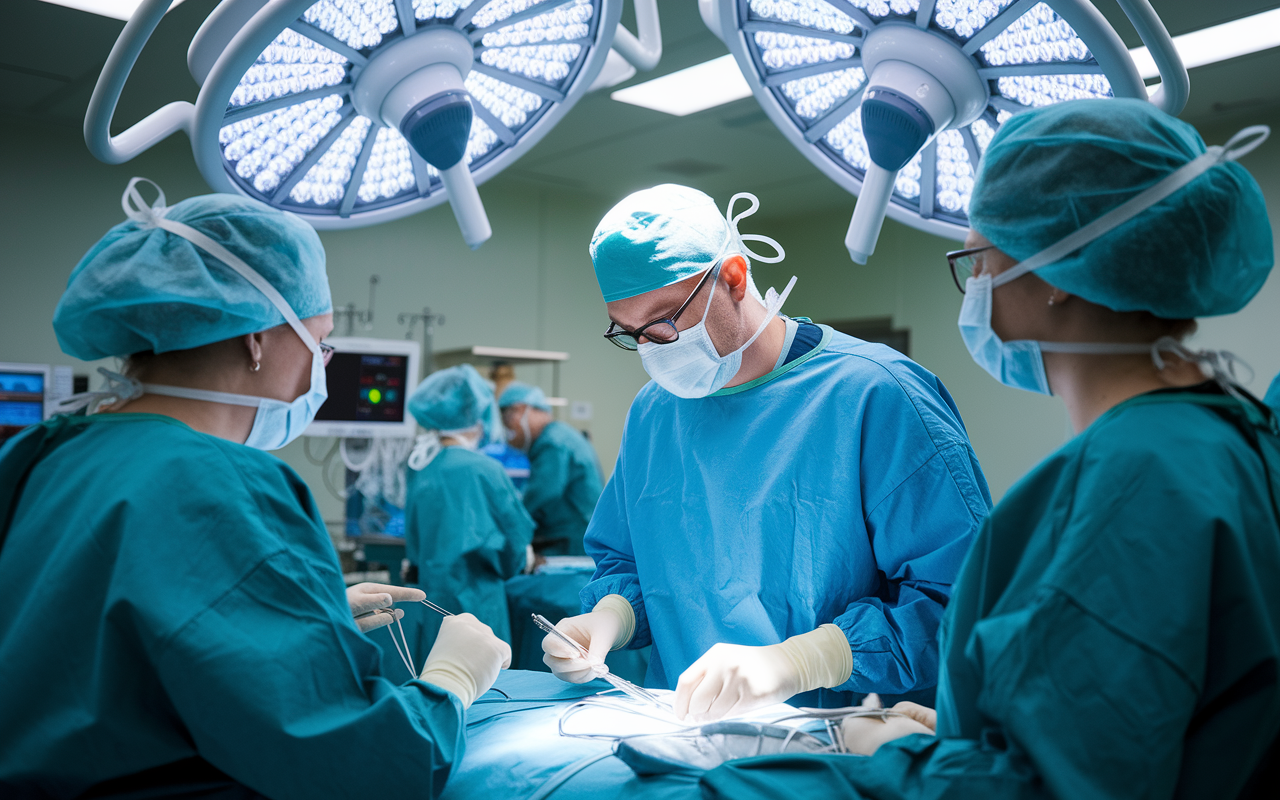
[482,458,537,579]
[157,547,467,800]
[828,373,989,696]
[580,440,652,647]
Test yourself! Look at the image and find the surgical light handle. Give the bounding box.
[85,0,195,164]
[1114,0,1188,117]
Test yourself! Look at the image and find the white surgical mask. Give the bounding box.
[961,125,1269,394]
[637,193,796,400]
[56,178,330,450]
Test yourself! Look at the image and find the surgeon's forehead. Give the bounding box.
[608,272,703,325]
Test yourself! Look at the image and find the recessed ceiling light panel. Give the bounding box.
[86,0,624,247]
[712,0,1190,261]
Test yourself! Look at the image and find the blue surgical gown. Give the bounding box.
[524,421,604,556]
[0,413,465,798]
[404,446,533,662]
[581,326,991,705]
[702,385,1280,799]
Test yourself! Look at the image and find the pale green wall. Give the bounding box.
[2,105,1278,524]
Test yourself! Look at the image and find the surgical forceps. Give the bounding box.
[531,613,666,709]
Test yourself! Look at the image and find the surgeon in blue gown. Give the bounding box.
[703,100,1280,800]
[0,181,510,798]
[402,365,534,664]
[499,382,603,556]
[541,185,992,722]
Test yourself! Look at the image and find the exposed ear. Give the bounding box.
[720,254,749,303]
[243,331,266,370]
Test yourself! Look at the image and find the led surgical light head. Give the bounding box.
[713,0,1189,263]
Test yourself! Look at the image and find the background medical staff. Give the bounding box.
[0,181,510,798]
[500,382,604,556]
[543,185,992,721]
[703,99,1280,800]
[402,365,534,665]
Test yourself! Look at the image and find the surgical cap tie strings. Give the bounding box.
[722,193,786,267]
[121,177,320,355]
[1149,336,1254,402]
[408,432,444,471]
[53,367,144,414]
[992,125,1271,289]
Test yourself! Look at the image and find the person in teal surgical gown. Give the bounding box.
[0,180,510,798]
[402,366,534,663]
[702,100,1280,800]
[499,382,603,556]
[541,185,992,722]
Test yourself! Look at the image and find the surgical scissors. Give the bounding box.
[531,613,666,708]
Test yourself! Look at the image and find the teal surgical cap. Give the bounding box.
[54,188,331,361]
[589,184,733,302]
[969,98,1272,319]
[499,382,551,411]
[409,365,495,432]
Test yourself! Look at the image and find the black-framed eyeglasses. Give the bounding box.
[318,341,335,366]
[603,266,718,351]
[946,246,995,294]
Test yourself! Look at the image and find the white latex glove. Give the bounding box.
[675,624,853,723]
[419,613,512,708]
[542,594,635,683]
[347,583,426,633]
[840,694,936,755]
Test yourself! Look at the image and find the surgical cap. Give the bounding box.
[590,184,732,302]
[54,192,330,361]
[499,382,551,411]
[408,365,495,432]
[969,98,1273,318]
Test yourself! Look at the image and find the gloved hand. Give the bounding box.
[420,613,512,708]
[542,594,635,683]
[674,624,853,722]
[840,694,936,755]
[346,583,426,633]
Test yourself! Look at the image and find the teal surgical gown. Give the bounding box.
[702,385,1280,799]
[524,421,604,556]
[404,446,533,664]
[582,326,992,706]
[0,413,466,798]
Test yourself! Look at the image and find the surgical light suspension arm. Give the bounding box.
[612,0,662,71]
[1115,0,1188,116]
[85,0,194,164]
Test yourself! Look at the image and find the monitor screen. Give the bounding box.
[314,352,411,426]
[0,369,46,445]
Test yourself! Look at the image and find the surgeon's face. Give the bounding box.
[258,313,334,402]
[964,230,1060,343]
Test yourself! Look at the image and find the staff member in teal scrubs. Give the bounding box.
[703,100,1280,800]
[0,180,510,798]
[500,382,603,556]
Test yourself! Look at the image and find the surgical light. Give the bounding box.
[85,0,640,249]
[707,0,1191,263]
[611,54,753,116]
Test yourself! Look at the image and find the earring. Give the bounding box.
[251,361,261,372]
[1047,294,1056,306]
